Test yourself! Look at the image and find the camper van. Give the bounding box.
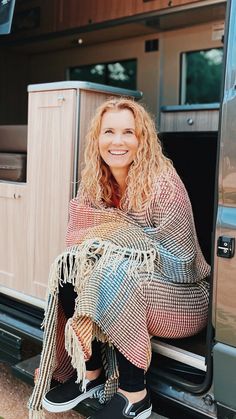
[0,0,235,418]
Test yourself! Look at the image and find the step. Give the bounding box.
[151,338,206,371]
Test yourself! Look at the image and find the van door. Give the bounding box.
[213,0,236,417]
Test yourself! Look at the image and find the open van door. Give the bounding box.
[213,0,236,417]
[0,0,16,35]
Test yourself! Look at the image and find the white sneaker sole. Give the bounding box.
[136,404,152,419]
[87,404,152,419]
[42,383,104,413]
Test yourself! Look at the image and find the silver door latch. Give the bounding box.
[217,236,235,258]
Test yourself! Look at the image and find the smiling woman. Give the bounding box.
[28,98,210,419]
[80,98,173,211]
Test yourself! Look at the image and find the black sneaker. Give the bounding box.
[88,390,152,418]
[42,373,105,413]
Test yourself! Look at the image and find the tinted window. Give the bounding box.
[180,48,223,104]
[69,59,137,90]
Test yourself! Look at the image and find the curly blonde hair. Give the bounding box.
[79,97,173,211]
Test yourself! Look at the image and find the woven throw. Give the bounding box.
[28,168,210,418]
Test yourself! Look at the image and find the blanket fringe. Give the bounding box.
[93,323,110,344]
[47,239,157,297]
[47,242,95,295]
[65,318,87,391]
[28,409,45,419]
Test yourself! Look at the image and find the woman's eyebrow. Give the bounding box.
[101,126,135,131]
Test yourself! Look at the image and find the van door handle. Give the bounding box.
[217,236,235,258]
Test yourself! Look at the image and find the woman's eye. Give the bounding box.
[125,130,134,135]
[104,129,113,134]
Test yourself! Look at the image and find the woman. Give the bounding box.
[28,98,210,419]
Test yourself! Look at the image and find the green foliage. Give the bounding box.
[70,59,137,90]
[184,49,223,104]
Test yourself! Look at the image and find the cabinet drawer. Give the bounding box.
[0,153,27,182]
[160,110,219,132]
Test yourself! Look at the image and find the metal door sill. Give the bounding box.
[151,339,206,371]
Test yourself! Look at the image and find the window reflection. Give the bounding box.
[69,59,137,90]
[180,48,223,104]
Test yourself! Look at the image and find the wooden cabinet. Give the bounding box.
[26,88,77,300]
[55,0,202,32]
[160,106,219,132]
[7,0,208,37]
[0,183,28,294]
[0,82,141,304]
[0,91,76,301]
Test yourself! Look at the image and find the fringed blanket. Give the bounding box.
[28,169,210,418]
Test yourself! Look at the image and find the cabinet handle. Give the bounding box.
[187,118,194,125]
[13,193,21,199]
[57,95,65,103]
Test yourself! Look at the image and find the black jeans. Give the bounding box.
[59,281,145,392]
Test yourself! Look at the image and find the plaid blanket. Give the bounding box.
[28,168,210,418]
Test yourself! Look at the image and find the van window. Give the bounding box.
[180,48,223,104]
[0,0,16,34]
[68,59,137,90]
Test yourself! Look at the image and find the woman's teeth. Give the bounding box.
[109,151,128,155]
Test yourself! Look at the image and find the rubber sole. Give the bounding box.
[136,404,152,418]
[42,383,104,413]
[87,404,152,418]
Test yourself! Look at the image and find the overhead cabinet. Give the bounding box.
[4,0,224,39]
[55,0,202,32]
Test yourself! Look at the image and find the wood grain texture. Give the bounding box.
[77,90,110,182]
[160,110,219,132]
[0,86,135,302]
[55,0,202,31]
[0,182,28,292]
[26,89,77,299]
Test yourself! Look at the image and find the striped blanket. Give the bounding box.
[28,169,210,418]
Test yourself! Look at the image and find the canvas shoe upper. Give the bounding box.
[88,390,152,419]
[42,372,105,413]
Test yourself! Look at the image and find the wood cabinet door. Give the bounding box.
[27,89,77,301]
[0,183,28,296]
[55,0,203,32]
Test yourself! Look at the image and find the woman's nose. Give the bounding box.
[111,133,123,144]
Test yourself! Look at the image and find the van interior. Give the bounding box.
[0,0,226,408]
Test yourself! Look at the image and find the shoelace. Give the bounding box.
[91,387,106,404]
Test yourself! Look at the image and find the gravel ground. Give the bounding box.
[0,363,165,419]
[0,363,84,419]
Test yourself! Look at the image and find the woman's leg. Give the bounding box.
[115,348,147,404]
[115,349,145,392]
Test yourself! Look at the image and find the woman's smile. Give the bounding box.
[109,150,128,155]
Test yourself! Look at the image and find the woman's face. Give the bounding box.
[98,109,138,178]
